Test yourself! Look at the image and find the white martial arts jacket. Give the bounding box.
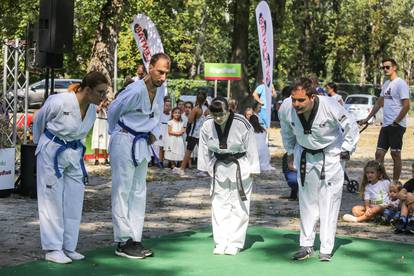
[279,96,359,156]
[33,92,97,155]
[279,96,359,182]
[107,80,165,162]
[198,113,260,182]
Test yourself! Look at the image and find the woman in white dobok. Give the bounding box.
[33,72,109,264]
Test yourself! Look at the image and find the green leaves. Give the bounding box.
[2,0,414,86]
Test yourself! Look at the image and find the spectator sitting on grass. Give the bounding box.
[381,182,402,225]
[343,160,390,223]
[394,163,414,233]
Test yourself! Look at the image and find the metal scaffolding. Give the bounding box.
[1,39,30,148]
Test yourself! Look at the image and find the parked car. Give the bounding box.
[181,86,226,98]
[7,78,81,110]
[179,95,213,105]
[344,94,383,124]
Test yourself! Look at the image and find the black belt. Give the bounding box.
[299,147,325,186]
[213,152,247,201]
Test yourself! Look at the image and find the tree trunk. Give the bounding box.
[360,54,366,85]
[230,0,250,101]
[87,0,127,98]
[293,0,311,77]
[193,2,208,78]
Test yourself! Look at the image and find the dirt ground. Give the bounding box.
[1,118,414,267]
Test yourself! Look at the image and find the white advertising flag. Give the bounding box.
[0,148,15,190]
[131,14,164,72]
[255,1,274,126]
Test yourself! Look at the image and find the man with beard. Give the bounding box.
[108,53,170,259]
[279,77,359,261]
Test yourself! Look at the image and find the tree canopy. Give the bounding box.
[1,0,414,93]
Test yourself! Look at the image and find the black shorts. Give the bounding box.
[377,124,406,151]
[186,136,199,152]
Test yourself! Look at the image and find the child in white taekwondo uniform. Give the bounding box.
[198,97,260,256]
[108,53,170,259]
[279,78,359,262]
[33,72,109,264]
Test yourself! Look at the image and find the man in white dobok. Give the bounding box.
[279,78,359,261]
[108,53,170,259]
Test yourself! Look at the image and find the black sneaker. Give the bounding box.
[319,253,332,262]
[115,239,152,259]
[94,160,100,166]
[138,242,154,257]
[394,218,406,234]
[292,246,314,260]
[406,220,414,234]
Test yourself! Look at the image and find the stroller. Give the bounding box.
[343,122,369,193]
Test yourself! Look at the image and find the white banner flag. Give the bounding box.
[131,14,164,72]
[255,1,274,126]
[0,148,15,190]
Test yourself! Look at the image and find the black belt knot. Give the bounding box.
[213,152,247,201]
[300,147,326,186]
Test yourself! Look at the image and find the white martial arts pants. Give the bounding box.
[36,142,85,252]
[211,177,253,249]
[297,151,343,255]
[110,132,148,242]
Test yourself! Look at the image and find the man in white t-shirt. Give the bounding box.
[360,58,410,183]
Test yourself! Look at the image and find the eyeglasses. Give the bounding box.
[380,65,392,70]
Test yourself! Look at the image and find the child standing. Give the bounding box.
[248,114,275,172]
[343,160,391,223]
[164,107,186,168]
[91,98,110,165]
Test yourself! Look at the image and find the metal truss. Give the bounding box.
[1,39,30,148]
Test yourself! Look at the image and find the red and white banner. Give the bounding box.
[255,1,273,125]
[131,14,164,72]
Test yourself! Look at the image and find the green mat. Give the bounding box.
[1,227,413,276]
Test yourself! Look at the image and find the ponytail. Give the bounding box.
[68,83,81,92]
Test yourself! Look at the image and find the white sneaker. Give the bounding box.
[64,250,85,260]
[171,167,184,175]
[196,171,208,177]
[343,214,358,222]
[213,245,226,255]
[45,250,72,264]
[224,246,240,256]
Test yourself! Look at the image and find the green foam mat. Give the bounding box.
[1,227,413,276]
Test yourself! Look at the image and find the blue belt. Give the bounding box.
[118,121,163,168]
[44,128,88,185]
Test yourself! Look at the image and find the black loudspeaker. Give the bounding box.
[20,144,37,199]
[28,23,64,69]
[38,0,74,53]
[35,50,64,68]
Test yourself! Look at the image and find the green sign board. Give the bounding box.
[204,63,241,80]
